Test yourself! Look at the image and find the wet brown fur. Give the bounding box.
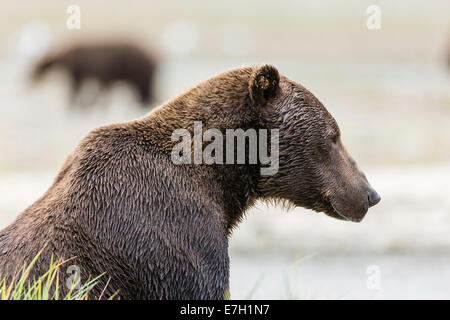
[0,65,379,299]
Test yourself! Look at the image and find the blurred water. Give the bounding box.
[230,252,450,299]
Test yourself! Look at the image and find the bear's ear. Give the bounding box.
[249,65,280,106]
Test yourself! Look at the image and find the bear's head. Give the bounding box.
[252,65,380,222]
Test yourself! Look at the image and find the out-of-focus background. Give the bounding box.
[0,0,449,299]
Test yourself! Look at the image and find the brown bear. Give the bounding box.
[32,43,157,107]
[0,65,380,299]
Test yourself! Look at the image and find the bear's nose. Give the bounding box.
[367,187,381,207]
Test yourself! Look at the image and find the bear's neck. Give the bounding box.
[134,68,264,231]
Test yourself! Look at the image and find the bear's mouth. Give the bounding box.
[324,202,349,221]
[322,198,365,223]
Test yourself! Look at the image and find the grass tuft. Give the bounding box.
[0,250,118,300]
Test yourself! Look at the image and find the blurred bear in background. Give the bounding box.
[32,43,157,108]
